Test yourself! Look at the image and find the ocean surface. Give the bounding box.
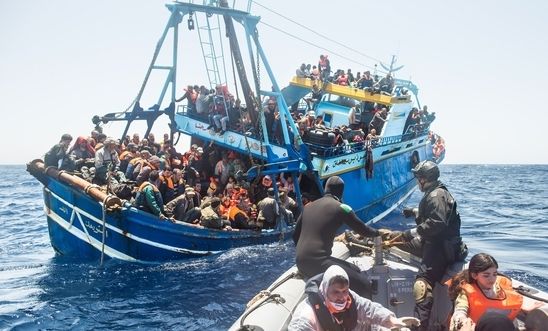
[0,164,546,330]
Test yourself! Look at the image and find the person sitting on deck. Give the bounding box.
[135,155,161,186]
[164,186,201,223]
[133,170,167,220]
[446,253,544,331]
[118,142,138,174]
[378,73,394,94]
[200,197,231,230]
[44,133,73,169]
[288,265,416,331]
[305,84,323,111]
[296,63,308,78]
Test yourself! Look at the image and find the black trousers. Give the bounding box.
[400,237,449,330]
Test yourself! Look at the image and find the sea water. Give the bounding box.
[0,164,546,330]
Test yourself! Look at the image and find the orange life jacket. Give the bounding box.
[228,206,247,221]
[461,275,523,323]
[137,181,159,193]
[159,175,174,190]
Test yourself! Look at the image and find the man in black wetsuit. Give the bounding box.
[388,160,467,331]
[293,175,380,298]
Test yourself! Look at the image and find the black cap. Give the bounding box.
[324,176,344,200]
[412,160,440,182]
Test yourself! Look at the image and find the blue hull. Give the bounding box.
[34,136,433,262]
[42,179,292,262]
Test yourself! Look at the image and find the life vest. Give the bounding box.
[228,206,247,222]
[306,278,357,331]
[159,175,174,190]
[461,275,523,323]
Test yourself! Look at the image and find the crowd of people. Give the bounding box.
[290,161,545,331]
[44,131,301,231]
[296,54,397,94]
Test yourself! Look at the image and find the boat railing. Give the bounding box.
[305,129,430,159]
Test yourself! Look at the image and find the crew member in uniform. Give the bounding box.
[385,160,467,330]
[293,176,380,298]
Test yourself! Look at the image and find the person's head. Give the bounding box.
[149,156,161,169]
[140,150,151,160]
[104,138,117,151]
[469,253,499,290]
[149,170,160,182]
[324,176,344,201]
[267,99,276,110]
[320,265,351,312]
[370,128,377,135]
[147,133,155,143]
[262,175,272,188]
[267,187,275,198]
[132,133,140,143]
[412,160,440,192]
[210,197,221,210]
[59,133,73,147]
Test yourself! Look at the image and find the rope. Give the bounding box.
[100,198,108,266]
[259,21,381,72]
[239,271,299,328]
[252,0,382,63]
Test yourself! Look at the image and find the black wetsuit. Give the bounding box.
[400,180,463,329]
[293,189,379,298]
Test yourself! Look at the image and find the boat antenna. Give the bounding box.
[252,0,382,64]
[380,55,404,75]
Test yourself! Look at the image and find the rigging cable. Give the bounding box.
[252,0,382,64]
[258,21,381,72]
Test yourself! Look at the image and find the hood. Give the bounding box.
[319,265,348,298]
[324,176,344,200]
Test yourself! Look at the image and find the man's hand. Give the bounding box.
[403,207,417,218]
[388,316,420,328]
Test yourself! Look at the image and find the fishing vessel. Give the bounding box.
[230,234,548,331]
[27,0,443,262]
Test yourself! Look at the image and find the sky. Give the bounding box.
[1,0,547,165]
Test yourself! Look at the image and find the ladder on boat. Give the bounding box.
[194,1,229,89]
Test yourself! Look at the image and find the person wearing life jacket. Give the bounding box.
[446,253,544,331]
[288,265,416,331]
[381,160,468,331]
[118,142,138,173]
[125,150,151,180]
[227,203,253,229]
[133,170,167,219]
[293,176,380,299]
[135,155,161,186]
[158,168,176,203]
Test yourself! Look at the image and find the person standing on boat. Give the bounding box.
[293,176,380,298]
[385,160,467,331]
[288,265,417,331]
